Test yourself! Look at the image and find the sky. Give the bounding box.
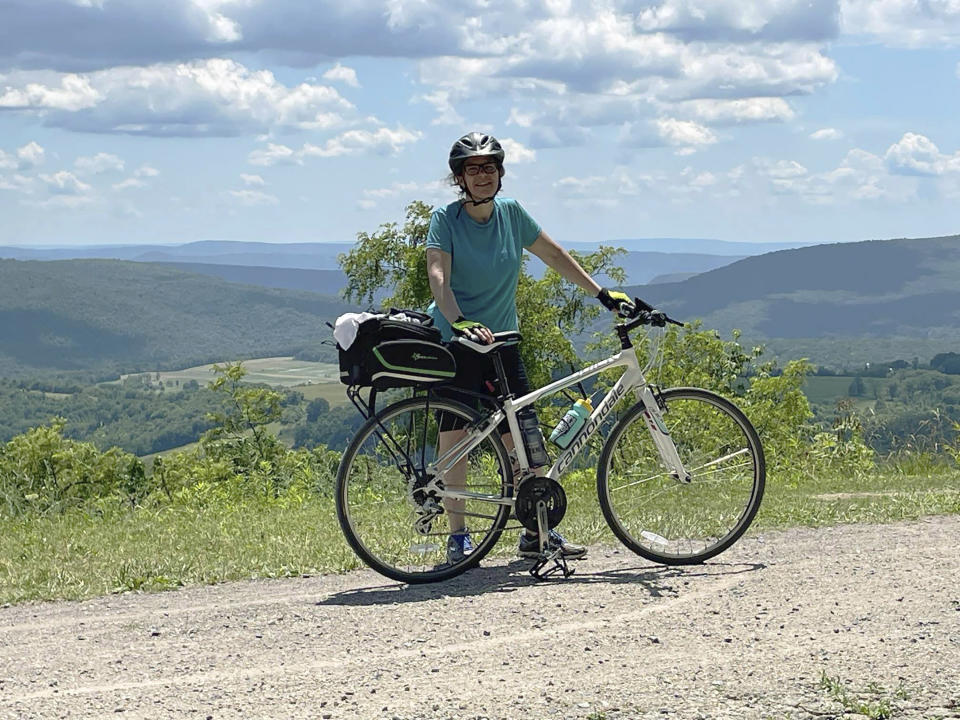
[1,0,959,249]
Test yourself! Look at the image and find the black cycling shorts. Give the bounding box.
[435,343,535,433]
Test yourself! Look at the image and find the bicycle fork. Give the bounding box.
[637,386,692,483]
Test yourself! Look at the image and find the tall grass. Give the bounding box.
[2,462,957,605]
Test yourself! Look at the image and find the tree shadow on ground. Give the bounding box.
[317,557,765,607]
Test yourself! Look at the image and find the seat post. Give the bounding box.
[490,351,513,400]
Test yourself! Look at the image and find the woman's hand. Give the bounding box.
[452,317,494,344]
[597,288,635,317]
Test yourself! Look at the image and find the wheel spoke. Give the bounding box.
[598,389,764,564]
[337,397,512,583]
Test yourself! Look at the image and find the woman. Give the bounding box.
[425,132,633,566]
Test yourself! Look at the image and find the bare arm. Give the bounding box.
[527,231,602,296]
[426,247,462,323]
[426,247,494,343]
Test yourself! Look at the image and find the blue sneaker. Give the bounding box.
[446,530,475,565]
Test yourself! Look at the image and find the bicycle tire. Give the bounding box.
[597,387,765,565]
[336,395,512,584]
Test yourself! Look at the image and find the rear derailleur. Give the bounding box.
[408,472,443,535]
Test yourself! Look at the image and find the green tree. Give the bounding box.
[202,363,288,494]
[848,375,866,397]
[306,398,330,423]
[339,200,434,309]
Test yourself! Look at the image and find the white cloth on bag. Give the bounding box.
[333,312,379,350]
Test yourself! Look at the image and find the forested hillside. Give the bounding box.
[633,234,960,367]
[0,259,355,380]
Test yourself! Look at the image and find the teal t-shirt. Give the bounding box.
[426,197,541,341]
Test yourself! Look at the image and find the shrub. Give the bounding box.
[0,418,146,516]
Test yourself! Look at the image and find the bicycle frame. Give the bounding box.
[425,339,690,507]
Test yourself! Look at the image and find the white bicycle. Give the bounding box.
[335,299,765,583]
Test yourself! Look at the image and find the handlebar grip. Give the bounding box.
[633,297,656,313]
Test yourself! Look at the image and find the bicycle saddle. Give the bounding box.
[452,331,521,354]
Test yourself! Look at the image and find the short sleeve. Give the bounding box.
[426,208,452,254]
[512,200,541,248]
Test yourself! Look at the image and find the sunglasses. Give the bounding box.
[462,162,499,176]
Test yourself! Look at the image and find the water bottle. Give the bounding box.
[549,398,593,448]
[517,408,549,468]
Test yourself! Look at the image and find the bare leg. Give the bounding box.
[437,429,467,533]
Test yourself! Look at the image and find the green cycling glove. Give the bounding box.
[452,316,489,338]
[597,288,635,316]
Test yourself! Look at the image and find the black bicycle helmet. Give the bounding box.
[448,132,505,174]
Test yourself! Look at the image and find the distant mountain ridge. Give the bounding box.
[629,233,960,366]
[2,242,746,288]
[567,238,817,255]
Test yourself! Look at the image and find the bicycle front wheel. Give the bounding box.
[597,387,765,565]
[336,395,512,584]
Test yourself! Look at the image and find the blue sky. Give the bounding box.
[1,0,959,248]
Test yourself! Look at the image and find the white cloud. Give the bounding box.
[112,177,145,191]
[24,194,96,209]
[248,143,300,167]
[885,132,960,176]
[637,0,841,42]
[0,174,35,193]
[0,73,101,110]
[499,138,536,164]
[0,2,850,148]
[841,0,960,46]
[322,63,360,88]
[301,127,422,158]
[75,152,124,174]
[0,59,357,136]
[227,189,279,206]
[757,148,918,204]
[1,142,45,170]
[754,158,809,178]
[810,127,843,140]
[39,170,91,195]
[112,163,158,190]
[678,97,795,124]
[656,118,718,149]
[415,89,464,126]
[359,179,448,208]
[16,141,46,168]
[552,167,656,206]
[240,173,265,187]
[250,127,422,166]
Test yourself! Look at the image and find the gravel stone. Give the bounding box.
[0,517,958,719]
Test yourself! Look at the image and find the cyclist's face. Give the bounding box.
[460,158,500,199]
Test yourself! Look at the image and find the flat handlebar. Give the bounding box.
[620,296,684,330]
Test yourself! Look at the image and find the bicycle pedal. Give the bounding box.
[528,553,574,581]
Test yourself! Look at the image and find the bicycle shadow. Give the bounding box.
[316,557,766,607]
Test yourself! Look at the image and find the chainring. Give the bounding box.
[514,477,567,532]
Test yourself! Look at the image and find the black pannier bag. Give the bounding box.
[338,309,456,389]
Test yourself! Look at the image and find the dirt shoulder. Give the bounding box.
[2,516,958,719]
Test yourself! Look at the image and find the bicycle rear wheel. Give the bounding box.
[597,387,765,565]
[336,395,512,583]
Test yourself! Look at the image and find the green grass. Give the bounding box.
[112,357,342,389]
[802,375,889,405]
[817,671,910,719]
[1,465,957,605]
[0,498,361,605]
[293,381,352,407]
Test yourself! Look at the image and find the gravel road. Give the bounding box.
[2,516,958,720]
